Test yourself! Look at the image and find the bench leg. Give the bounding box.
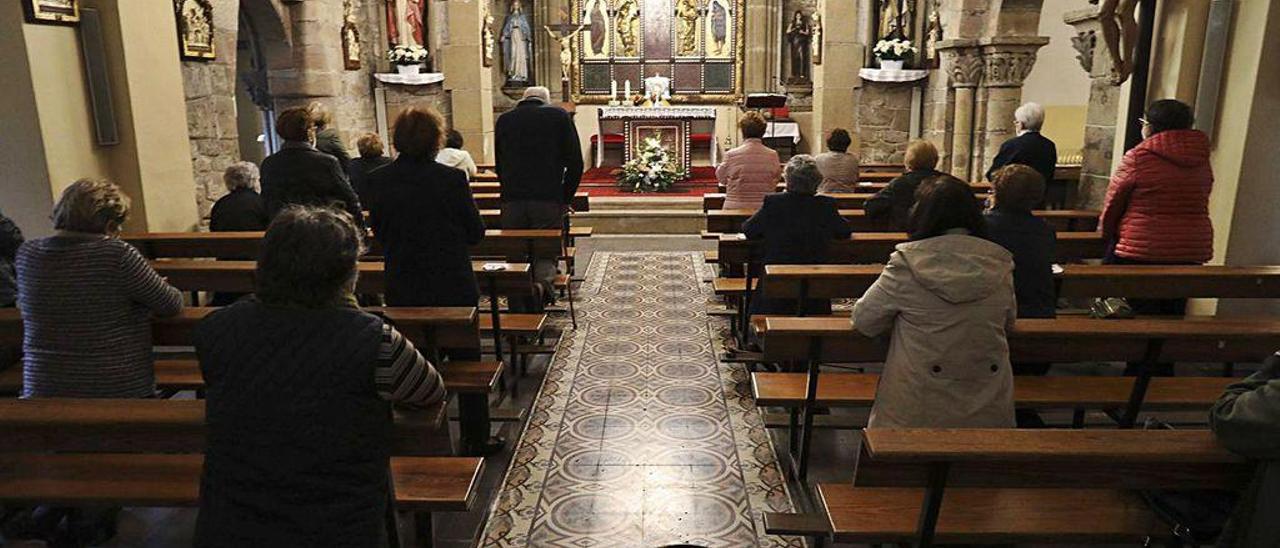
[1072,408,1086,429]
[413,511,433,548]
[1120,341,1164,428]
[913,463,950,548]
[458,393,496,456]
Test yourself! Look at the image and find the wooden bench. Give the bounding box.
[754,316,1280,479]
[0,398,484,546]
[702,193,878,211]
[768,429,1251,547]
[472,192,589,212]
[705,209,1099,234]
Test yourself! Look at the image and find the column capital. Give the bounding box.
[937,42,983,88]
[977,36,1048,88]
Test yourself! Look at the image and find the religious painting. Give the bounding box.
[23,0,79,25]
[784,9,811,83]
[613,0,642,58]
[704,0,733,59]
[175,0,215,61]
[386,0,427,48]
[582,0,611,59]
[674,0,702,57]
[342,0,362,70]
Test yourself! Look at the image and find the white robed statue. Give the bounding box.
[501,0,534,84]
[643,72,671,106]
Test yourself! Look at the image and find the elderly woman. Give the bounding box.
[259,107,362,222]
[194,206,446,546]
[309,101,351,173]
[853,176,1017,428]
[815,128,861,194]
[210,162,268,233]
[742,155,852,316]
[348,132,392,205]
[864,139,945,231]
[367,106,486,308]
[717,111,782,210]
[986,102,1058,186]
[16,179,183,399]
[436,129,479,180]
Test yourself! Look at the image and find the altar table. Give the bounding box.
[596,106,719,169]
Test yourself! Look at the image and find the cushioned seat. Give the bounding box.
[590,133,625,145]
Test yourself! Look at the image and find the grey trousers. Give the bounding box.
[500,200,565,303]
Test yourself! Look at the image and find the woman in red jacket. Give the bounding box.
[1100,98,1214,318]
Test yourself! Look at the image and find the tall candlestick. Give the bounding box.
[611,79,618,101]
[624,80,631,101]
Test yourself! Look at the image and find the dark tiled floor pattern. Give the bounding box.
[482,252,798,547]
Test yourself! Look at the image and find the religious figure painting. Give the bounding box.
[23,0,79,25]
[785,10,810,83]
[705,0,731,58]
[501,0,535,84]
[614,0,641,57]
[342,0,362,70]
[386,0,427,48]
[675,0,702,57]
[584,0,611,58]
[175,0,215,61]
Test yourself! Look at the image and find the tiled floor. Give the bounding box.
[481,251,800,547]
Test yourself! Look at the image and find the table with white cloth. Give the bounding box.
[596,106,719,169]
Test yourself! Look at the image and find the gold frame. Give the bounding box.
[23,0,80,25]
[570,0,746,104]
[175,0,216,61]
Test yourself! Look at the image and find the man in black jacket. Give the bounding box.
[494,86,584,307]
[986,102,1058,189]
[259,107,362,223]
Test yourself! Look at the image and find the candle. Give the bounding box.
[611,80,618,101]
[624,80,632,100]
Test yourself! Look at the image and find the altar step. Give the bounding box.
[575,197,705,234]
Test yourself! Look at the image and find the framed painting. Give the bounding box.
[175,0,216,61]
[23,0,80,25]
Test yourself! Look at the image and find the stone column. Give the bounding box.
[937,40,982,181]
[810,0,862,152]
[271,1,344,104]
[441,0,496,162]
[1065,6,1120,210]
[976,36,1048,179]
[744,0,782,92]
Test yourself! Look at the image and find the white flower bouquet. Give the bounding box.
[617,137,687,193]
[872,38,917,61]
[387,45,429,66]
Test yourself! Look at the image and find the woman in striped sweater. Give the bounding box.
[16,179,183,398]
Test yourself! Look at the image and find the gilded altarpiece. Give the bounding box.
[571,0,745,103]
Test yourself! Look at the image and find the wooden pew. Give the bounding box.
[705,209,1100,234]
[123,229,564,263]
[754,316,1280,479]
[717,232,1105,267]
[768,429,1251,546]
[702,193,877,211]
[0,398,484,545]
[472,192,590,212]
[0,307,507,457]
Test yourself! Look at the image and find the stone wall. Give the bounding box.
[383,83,452,129]
[182,0,242,221]
[854,84,913,164]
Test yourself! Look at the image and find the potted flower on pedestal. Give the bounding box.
[872,38,917,71]
[617,137,688,193]
[387,45,429,76]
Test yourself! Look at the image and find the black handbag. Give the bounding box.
[1141,419,1240,547]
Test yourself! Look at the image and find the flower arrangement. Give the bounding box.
[387,44,429,66]
[617,136,687,193]
[872,38,917,61]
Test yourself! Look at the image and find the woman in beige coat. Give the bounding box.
[852,175,1018,429]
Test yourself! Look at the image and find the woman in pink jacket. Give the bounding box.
[717,111,782,210]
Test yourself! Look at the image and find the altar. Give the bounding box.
[596,106,718,169]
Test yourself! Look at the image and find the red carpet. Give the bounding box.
[578,167,719,197]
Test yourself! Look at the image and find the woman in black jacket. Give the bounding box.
[366,106,486,307]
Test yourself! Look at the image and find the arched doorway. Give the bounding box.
[233,0,293,164]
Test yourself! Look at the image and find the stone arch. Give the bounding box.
[985,0,1046,38]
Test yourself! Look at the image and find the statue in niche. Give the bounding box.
[810,12,822,65]
[482,2,496,67]
[878,0,902,39]
[785,10,811,83]
[707,0,729,57]
[587,0,608,56]
[614,0,640,57]
[675,0,702,56]
[342,0,361,70]
[385,0,426,48]
[1098,0,1139,84]
[546,24,586,82]
[501,0,534,84]
[925,0,942,63]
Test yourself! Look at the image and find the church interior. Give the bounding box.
[1,0,1279,546]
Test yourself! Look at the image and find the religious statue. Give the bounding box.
[385,0,426,48]
[925,0,943,62]
[546,24,586,82]
[707,0,729,57]
[643,72,672,106]
[675,0,702,56]
[614,0,641,57]
[587,0,608,57]
[482,2,496,67]
[878,0,902,39]
[501,0,534,84]
[810,12,822,65]
[342,0,362,70]
[785,10,811,83]
[1099,0,1139,85]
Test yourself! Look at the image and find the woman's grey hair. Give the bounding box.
[255,206,365,309]
[1015,102,1045,131]
[784,155,823,194]
[223,162,260,192]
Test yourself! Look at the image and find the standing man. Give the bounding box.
[259,107,363,223]
[986,102,1058,198]
[495,86,583,309]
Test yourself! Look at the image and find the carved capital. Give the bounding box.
[939,47,983,87]
[980,49,1038,87]
[1071,30,1096,73]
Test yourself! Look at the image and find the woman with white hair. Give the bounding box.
[742,155,852,317]
[210,161,269,233]
[986,101,1058,189]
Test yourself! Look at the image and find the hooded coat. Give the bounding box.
[852,233,1017,429]
[1100,129,1214,263]
[1209,352,1280,548]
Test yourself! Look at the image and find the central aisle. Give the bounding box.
[481,251,800,548]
